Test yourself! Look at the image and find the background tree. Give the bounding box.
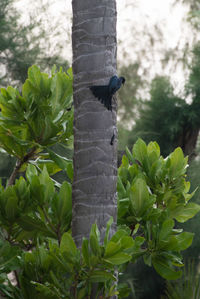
[129,76,184,157]
[126,42,200,161]
[0,0,68,88]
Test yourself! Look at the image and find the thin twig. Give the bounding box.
[7,147,37,186]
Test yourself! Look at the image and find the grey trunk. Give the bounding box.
[72,0,118,247]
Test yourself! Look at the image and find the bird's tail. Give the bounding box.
[89,85,111,110]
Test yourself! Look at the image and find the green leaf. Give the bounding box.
[104,217,113,246]
[117,198,129,220]
[120,236,135,250]
[168,147,188,178]
[36,159,62,176]
[122,155,129,167]
[170,232,194,251]
[103,252,132,265]
[159,219,174,241]
[66,162,73,181]
[60,232,77,257]
[0,241,20,269]
[117,176,126,198]
[58,181,72,222]
[89,270,116,282]
[26,164,38,183]
[152,255,182,280]
[129,178,154,217]
[110,229,129,243]
[132,138,147,164]
[143,253,152,266]
[90,224,101,256]
[31,282,59,299]
[147,141,160,158]
[48,149,71,171]
[82,238,90,266]
[17,215,55,237]
[39,166,55,201]
[77,288,87,299]
[171,203,200,222]
[125,146,135,163]
[104,241,121,258]
[5,195,18,222]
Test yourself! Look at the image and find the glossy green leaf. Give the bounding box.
[125,146,135,163]
[170,232,194,251]
[82,238,90,266]
[58,181,72,220]
[152,255,182,280]
[104,217,113,246]
[31,282,59,299]
[159,219,174,241]
[104,252,131,265]
[5,195,18,222]
[66,162,73,181]
[26,164,38,183]
[39,166,55,201]
[104,241,121,258]
[90,235,101,256]
[132,138,147,164]
[60,232,77,256]
[17,215,55,237]
[122,155,129,167]
[120,236,135,250]
[89,270,115,282]
[89,224,101,256]
[110,229,129,243]
[117,176,126,198]
[147,141,160,158]
[0,240,20,269]
[171,202,200,222]
[129,178,154,217]
[168,147,188,178]
[48,149,71,170]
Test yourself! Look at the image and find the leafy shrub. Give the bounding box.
[0,67,199,298]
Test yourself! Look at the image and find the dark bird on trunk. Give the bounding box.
[89,76,125,111]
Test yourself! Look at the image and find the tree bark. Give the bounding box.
[176,127,199,161]
[72,0,118,248]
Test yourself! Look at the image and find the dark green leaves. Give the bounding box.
[118,138,200,280]
[0,65,73,164]
[130,178,155,220]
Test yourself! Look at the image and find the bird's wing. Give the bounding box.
[90,85,108,99]
[108,76,118,95]
[90,85,112,110]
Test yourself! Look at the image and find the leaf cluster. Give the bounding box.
[0,66,199,298]
[118,138,200,280]
[0,65,73,186]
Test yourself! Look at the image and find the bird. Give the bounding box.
[89,75,125,111]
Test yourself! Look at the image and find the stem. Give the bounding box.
[41,205,58,235]
[56,223,62,245]
[14,270,20,288]
[7,147,37,186]
[7,159,23,187]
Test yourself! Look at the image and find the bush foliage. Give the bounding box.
[0,66,199,298]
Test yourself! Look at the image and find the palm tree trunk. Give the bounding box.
[72,0,118,248]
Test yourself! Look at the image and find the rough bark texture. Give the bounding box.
[176,127,199,161]
[72,0,118,248]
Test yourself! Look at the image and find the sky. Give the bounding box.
[14,0,192,94]
[15,0,190,55]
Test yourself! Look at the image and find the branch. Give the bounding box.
[7,147,37,186]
